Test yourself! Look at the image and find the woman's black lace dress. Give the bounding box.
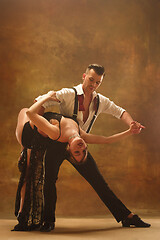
[14,127,48,230]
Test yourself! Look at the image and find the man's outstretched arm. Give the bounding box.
[121,111,145,134]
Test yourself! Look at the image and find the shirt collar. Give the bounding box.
[74,84,97,99]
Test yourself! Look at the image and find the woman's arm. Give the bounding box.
[35,91,60,109]
[26,92,59,140]
[80,122,142,144]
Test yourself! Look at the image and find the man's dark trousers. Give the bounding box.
[43,140,131,223]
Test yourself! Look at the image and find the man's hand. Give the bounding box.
[129,121,145,134]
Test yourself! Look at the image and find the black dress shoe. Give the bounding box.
[11,223,30,231]
[40,222,55,232]
[28,223,41,231]
[11,212,29,231]
[122,215,151,228]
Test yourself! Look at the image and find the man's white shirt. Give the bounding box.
[36,84,125,132]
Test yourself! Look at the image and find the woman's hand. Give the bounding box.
[46,91,60,102]
[129,121,145,134]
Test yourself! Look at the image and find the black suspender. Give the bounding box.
[86,94,99,133]
[72,88,78,121]
[72,87,100,133]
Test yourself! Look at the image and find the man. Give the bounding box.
[36,64,150,231]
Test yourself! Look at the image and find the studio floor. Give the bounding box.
[1,217,160,240]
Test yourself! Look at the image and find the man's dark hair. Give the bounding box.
[85,64,105,77]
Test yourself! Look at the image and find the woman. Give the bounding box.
[12,91,142,231]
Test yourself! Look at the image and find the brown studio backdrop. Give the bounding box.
[0,0,159,218]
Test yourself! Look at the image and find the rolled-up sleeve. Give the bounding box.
[38,88,74,109]
[35,94,58,108]
[56,88,75,116]
[56,88,74,102]
[99,94,125,119]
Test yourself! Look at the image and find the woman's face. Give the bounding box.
[69,137,87,163]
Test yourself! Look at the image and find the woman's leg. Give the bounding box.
[12,109,33,230]
[15,108,32,214]
[18,149,31,214]
[15,108,32,146]
[13,108,45,231]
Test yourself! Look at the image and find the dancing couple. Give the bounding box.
[12,64,150,231]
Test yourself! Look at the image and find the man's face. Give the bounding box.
[82,69,103,94]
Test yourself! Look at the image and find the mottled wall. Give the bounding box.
[0,0,160,218]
